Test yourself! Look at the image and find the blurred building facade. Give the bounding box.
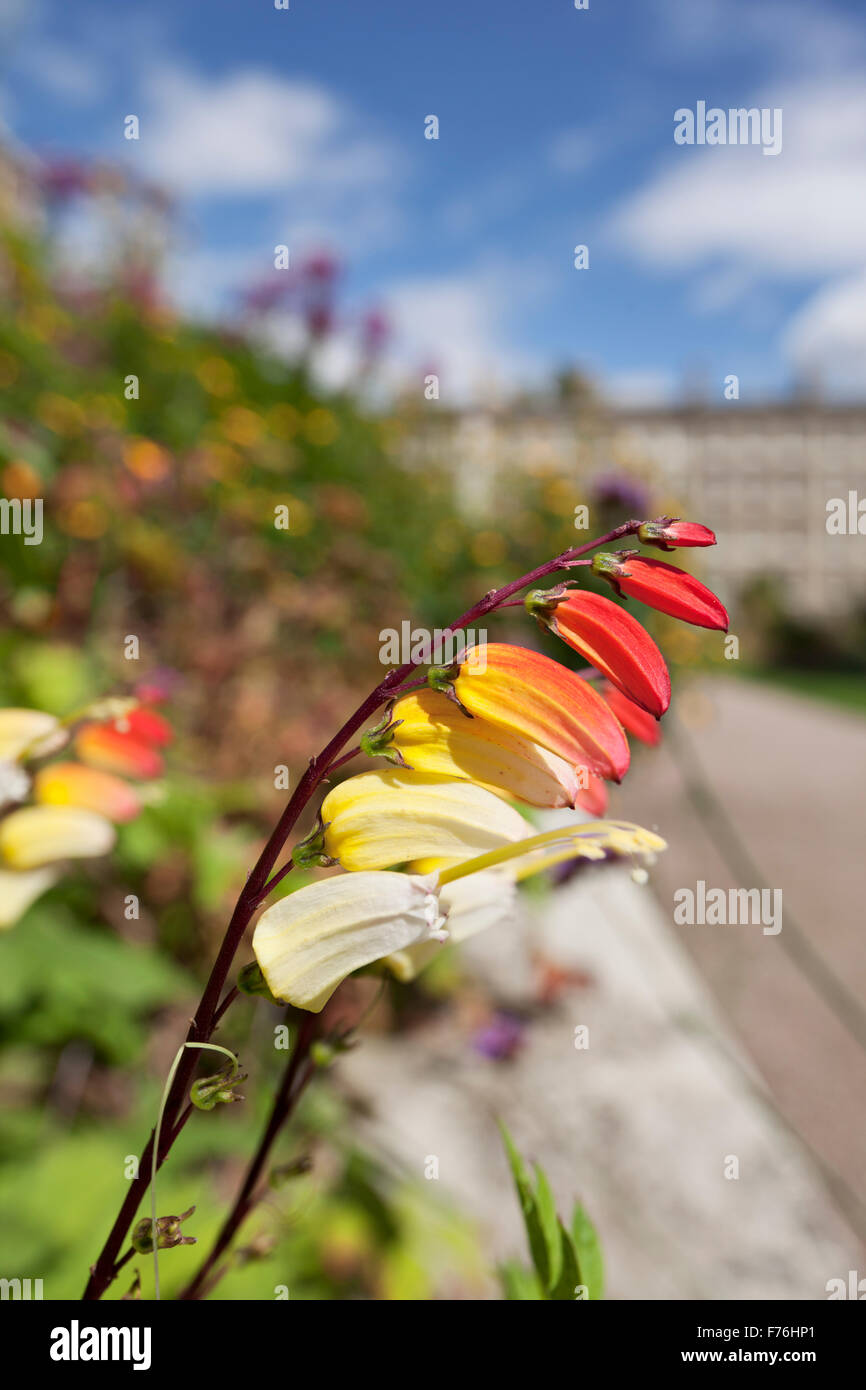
[404,404,866,616]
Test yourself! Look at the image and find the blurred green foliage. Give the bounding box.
[0,162,502,1300]
[0,154,679,1300]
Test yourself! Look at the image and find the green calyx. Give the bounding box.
[426,661,472,718]
[292,815,337,868]
[131,1206,197,1255]
[359,706,410,767]
[426,661,461,694]
[190,1059,248,1111]
[237,960,280,1003]
[591,550,635,596]
[524,584,572,626]
[636,520,677,552]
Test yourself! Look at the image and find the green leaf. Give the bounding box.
[498,1122,549,1288]
[550,1221,583,1301]
[0,907,194,1063]
[498,1260,543,1301]
[571,1201,605,1300]
[533,1162,563,1291]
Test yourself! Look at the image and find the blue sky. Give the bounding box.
[2,0,866,404]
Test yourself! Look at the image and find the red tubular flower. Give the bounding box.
[576,773,609,816]
[75,723,164,780]
[120,707,173,746]
[447,643,630,783]
[527,587,670,718]
[602,683,662,747]
[592,553,728,631]
[638,520,716,551]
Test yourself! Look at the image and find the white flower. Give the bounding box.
[253,871,448,1012]
[0,760,31,809]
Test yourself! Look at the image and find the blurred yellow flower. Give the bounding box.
[35,762,141,823]
[0,867,60,930]
[123,438,172,482]
[304,408,339,447]
[196,356,236,397]
[220,406,264,447]
[59,498,109,539]
[0,709,63,762]
[0,804,115,870]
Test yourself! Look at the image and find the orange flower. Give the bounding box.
[440,643,630,783]
[74,723,164,780]
[527,587,670,718]
[34,762,141,823]
[388,688,591,809]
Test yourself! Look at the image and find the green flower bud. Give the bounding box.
[131,1205,197,1254]
[269,1155,313,1189]
[238,961,280,1003]
[190,1061,247,1111]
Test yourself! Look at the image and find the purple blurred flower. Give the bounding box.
[36,156,93,202]
[305,303,335,339]
[301,251,340,285]
[360,309,389,358]
[471,1011,526,1062]
[135,668,181,705]
[240,273,296,317]
[590,471,650,516]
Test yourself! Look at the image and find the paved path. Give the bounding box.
[622,676,866,1238]
[343,838,863,1298]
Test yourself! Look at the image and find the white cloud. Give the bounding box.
[687,265,756,315]
[600,368,677,409]
[17,42,102,103]
[608,71,866,397]
[378,264,547,404]
[783,272,866,396]
[140,65,399,198]
[547,127,599,175]
[651,0,866,73]
[608,78,866,278]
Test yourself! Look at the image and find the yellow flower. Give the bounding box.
[0,708,64,762]
[260,817,666,1009]
[437,819,667,886]
[444,644,630,782]
[389,689,584,808]
[253,871,447,1012]
[318,769,531,871]
[0,805,115,870]
[0,866,60,929]
[34,762,141,823]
